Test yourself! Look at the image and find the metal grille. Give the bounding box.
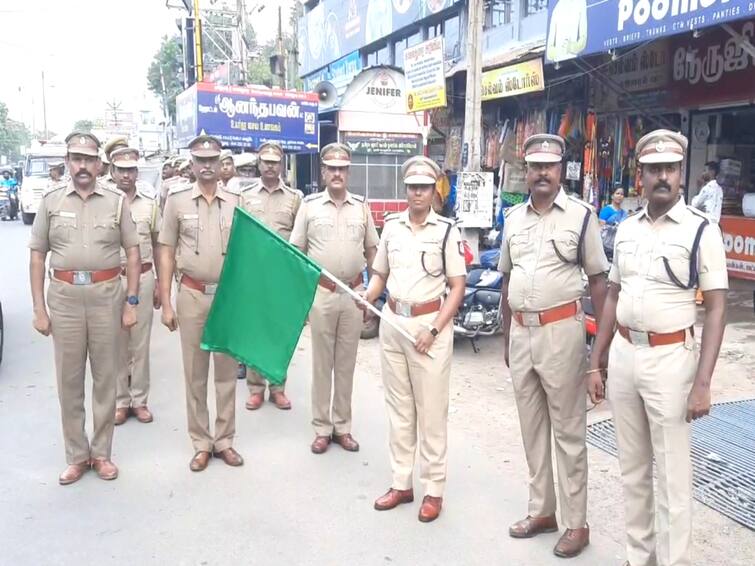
[587,399,755,530]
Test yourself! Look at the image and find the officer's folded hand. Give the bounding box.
[413,329,435,355]
[686,383,711,422]
[354,290,370,312]
[33,309,52,337]
[587,370,605,404]
[161,304,178,332]
[122,305,137,330]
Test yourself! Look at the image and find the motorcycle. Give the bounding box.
[454,248,503,352]
[0,187,18,221]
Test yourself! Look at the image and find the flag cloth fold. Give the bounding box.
[200,206,322,384]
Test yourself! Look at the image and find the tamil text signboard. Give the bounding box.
[481,59,545,102]
[404,37,447,112]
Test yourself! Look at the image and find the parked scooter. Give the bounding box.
[453,248,503,352]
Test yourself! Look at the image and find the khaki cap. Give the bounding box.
[178,160,192,172]
[402,155,441,185]
[103,136,129,159]
[234,153,257,168]
[321,143,351,167]
[220,149,234,162]
[65,131,101,157]
[188,134,222,158]
[257,142,283,162]
[635,129,688,164]
[50,160,65,168]
[110,147,140,168]
[523,134,565,163]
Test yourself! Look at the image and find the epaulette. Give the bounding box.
[99,181,123,196]
[43,180,67,196]
[383,212,400,222]
[239,179,261,193]
[136,181,157,200]
[436,215,453,225]
[687,205,709,221]
[568,195,595,213]
[168,183,192,196]
[351,193,365,202]
[503,202,526,217]
[223,183,241,196]
[304,192,324,202]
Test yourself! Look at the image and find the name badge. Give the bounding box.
[182,214,199,220]
[59,211,76,219]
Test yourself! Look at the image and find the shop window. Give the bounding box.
[349,154,405,200]
[523,0,547,16]
[444,14,460,60]
[394,38,407,68]
[349,156,368,196]
[377,43,390,65]
[428,23,441,38]
[486,0,513,28]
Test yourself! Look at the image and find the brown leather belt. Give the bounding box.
[513,301,579,327]
[318,273,363,292]
[388,296,442,317]
[180,274,218,295]
[53,267,121,285]
[121,262,153,276]
[618,324,689,347]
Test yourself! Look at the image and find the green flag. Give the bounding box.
[200,206,322,384]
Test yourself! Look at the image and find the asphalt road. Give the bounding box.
[0,218,626,566]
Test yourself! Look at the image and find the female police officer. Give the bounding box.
[359,155,466,522]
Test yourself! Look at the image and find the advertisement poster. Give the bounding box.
[404,37,447,112]
[721,216,755,281]
[342,131,422,155]
[480,58,545,102]
[545,0,754,62]
[457,172,495,228]
[175,83,319,153]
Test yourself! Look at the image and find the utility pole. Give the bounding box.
[462,0,483,172]
[41,71,48,140]
[277,5,288,89]
[193,0,204,82]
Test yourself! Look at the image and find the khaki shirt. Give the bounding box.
[499,188,608,311]
[158,183,239,284]
[28,181,138,271]
[120,186,161,266]
[609,198,728,333]
[290,190,379,280]
[239,180,302,241]
[373,210,467,303]
[159,176,190,209]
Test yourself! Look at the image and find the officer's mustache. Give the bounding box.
[653,182,671,191]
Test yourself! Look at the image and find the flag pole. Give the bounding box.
[320,268,435,360]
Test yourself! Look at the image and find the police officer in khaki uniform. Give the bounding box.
[360,156,466,523]
[100,137,129,185]
[239,141,302,410]
[290,143,379,454]
[158,134,243,472]
[588,130,728,566]
[110,147,162,426]
[499,134,608,557]
[219,149,236,187]
[160,157,190,211]
[234,153,258,182]
[29,132,141,485]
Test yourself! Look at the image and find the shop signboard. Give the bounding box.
[303,51,363,94]
[545,0,755,63]
[299,0,461,75]
[457,172,495,228]
[670,19,755,106]
[480,59,545,102]
[175,83,320,152]
[721,216,755,281]
[342,131,422,155]
[404,37,447,112]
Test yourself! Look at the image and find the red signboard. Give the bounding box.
[721,215,755,281]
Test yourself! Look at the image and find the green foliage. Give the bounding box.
[0,101,31,163]
[147,35,185,121]
[72,119,95,133]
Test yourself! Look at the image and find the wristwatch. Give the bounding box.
[429,325,439,337]
[126,295,139,306]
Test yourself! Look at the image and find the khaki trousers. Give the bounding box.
[246,368,285,395]
[508,313,588,529]
[116,271,155,409]
[47,277,124,464]
[608,332,697,566]
[176,285,237,453]
[379,306,453,498]
[309,285,362,436]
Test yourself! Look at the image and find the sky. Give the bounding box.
[0,0,292,136]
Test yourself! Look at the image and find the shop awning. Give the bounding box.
[445,42,545,78]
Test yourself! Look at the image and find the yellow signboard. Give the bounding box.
[481,58,545,102]
[404,37,447,113]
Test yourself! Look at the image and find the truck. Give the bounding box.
[19,142,67,225]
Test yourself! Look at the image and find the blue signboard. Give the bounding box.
[175,83,320,153]
[299,0,461,75]
[302,51,363,93]
[546,0,755,62]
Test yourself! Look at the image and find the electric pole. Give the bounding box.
[193,0,204,82]
[462,0,483,172]
[41,71,48,140]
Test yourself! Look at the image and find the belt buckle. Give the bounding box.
[395,300,412,317]
[72,271,93,285]
[629,329,650,346]
[520,312,541,327]
[204,283,218,295]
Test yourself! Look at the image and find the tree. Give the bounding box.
[0,101,31,163]
[147,35,185,122]
[246,41,276,88]
[72,119,95,132]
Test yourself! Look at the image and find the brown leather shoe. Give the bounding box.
[245,392,264,410]
[553,526,590,558]
[114,407,129,426]
[418,495,443,522]
[213,447,244,467]
[90,458,118,481]
[269,391,291,410]
[374,488,414,511]
[131,405,153,423]
[509,515,559,538]
[311,435,331,454]
[189,451,211,472]
[332,433,359,452]
[58,462,89,485]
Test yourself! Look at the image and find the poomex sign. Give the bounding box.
[546,0,754,62]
